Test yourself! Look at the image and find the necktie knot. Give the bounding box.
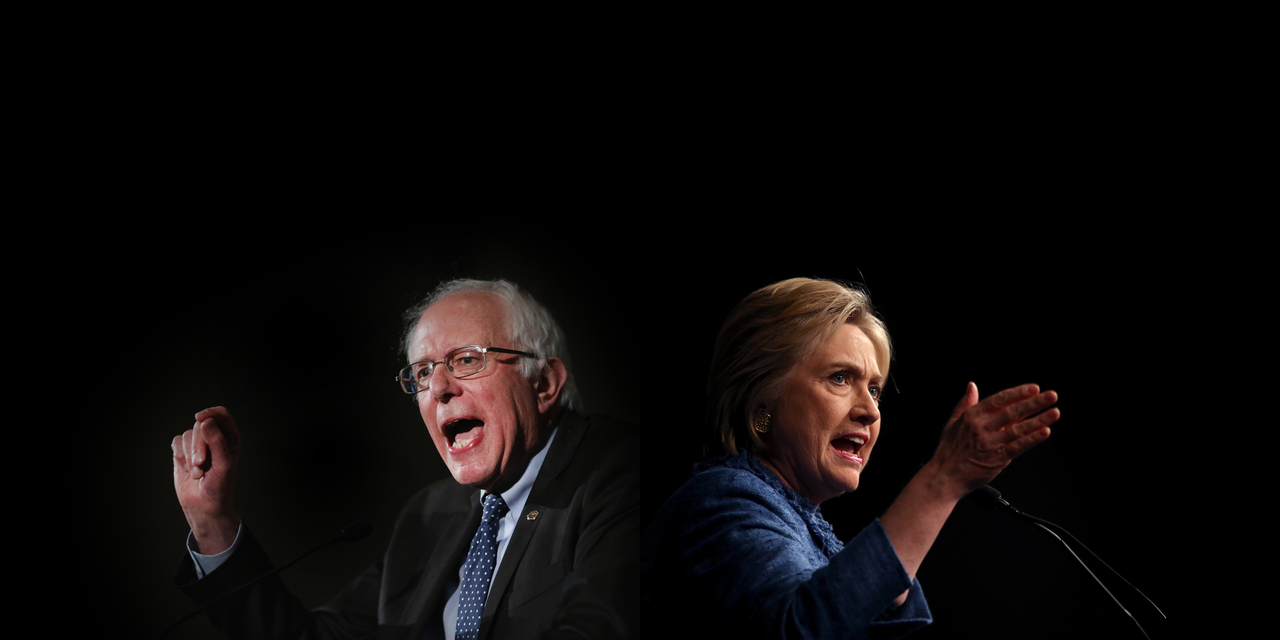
[483,493,509,523]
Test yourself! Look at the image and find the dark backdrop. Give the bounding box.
[32,25,1257,637]
[88,230,1192,639]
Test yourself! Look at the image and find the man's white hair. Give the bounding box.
[402,279,582,413]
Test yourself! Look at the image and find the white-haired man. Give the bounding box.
[172,279,641,639]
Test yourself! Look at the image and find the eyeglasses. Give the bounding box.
[395,345,536,394]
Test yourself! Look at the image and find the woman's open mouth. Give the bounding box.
[830,434,867,464]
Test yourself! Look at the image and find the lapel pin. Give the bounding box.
[526,510,539,520]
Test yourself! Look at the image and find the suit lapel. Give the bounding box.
[406,490,481,639]
[477,498,542,640]
[534,411,587,483]
[476,413,590,640]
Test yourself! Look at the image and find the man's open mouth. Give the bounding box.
[445,418,485,450]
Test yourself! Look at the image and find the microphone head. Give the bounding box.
[341,520,373,542]
[967,485,1004,510]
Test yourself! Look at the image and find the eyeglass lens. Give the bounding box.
[411,347,488,387]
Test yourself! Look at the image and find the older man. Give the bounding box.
[172,279,641,639]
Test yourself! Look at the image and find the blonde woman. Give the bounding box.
[642,278,1060,639]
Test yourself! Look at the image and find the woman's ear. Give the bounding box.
[752,408,772,434]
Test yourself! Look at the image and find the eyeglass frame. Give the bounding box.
[395,345,537,394]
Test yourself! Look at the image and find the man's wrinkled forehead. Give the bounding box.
[412,292,511,358]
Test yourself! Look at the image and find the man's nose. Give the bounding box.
[428,366,462,402]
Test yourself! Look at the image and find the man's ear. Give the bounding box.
[534,357,568,414]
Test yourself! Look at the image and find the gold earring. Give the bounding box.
[752,412,771,434]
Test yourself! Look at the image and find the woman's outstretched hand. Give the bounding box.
[927,382,1060,500]
[881,382,1060,602]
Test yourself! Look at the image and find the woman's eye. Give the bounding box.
[829,372,848,384]
[869,385,882,400]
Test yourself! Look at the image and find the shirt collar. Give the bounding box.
[482,426,558,519]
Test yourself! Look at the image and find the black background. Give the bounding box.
[25,20,1263,638]
[82,223,1205,639]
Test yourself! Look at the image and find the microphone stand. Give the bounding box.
[967,486,1165,639]
[158,520,372,639]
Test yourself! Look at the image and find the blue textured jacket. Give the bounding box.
[642,450,931,639]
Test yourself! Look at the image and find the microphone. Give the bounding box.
[342,519,373,543]
[158,520,372,639]
[965,484,1021,516]
[966,485,1164,639]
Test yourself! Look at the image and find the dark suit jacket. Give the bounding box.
[176,412,642,640]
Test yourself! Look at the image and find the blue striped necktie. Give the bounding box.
[455,493,509,640]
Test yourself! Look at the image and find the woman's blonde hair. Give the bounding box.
[707,277,891,455]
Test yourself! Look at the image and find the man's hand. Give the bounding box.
[926,382,1060,500]
[172,406,242,555]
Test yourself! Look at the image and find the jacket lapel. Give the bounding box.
[476,412,589,640]
[406,491,481,640]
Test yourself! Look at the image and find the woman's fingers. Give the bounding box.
[947,382,981,424]
[986,406,1059,461]
[1006,406,1061,439]
[972,387,1057,432]
[934,383,1062,491]
[999,420,1054,459]
[994,393,1056,434]
[984,384,1040,412]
